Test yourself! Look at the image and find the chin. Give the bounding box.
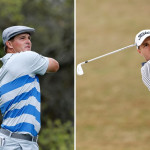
[24,49,31,51]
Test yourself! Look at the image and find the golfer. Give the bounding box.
[135,30,150,91]
[0,26,59,149]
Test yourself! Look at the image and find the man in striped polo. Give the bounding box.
[135,30,150,91]
[0,26,59,149]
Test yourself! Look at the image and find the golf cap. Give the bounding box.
[2,25,35,45]
[135,29,150,49]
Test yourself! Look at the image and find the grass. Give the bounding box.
[76,0,150,150]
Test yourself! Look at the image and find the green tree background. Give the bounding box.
[0,0,74,149]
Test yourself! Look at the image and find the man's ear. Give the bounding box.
[6,41,13,49]
[137,49,143,56]
[137,49,141,53]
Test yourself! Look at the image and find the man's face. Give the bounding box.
[138,37,150,61]
[9,33,32,52]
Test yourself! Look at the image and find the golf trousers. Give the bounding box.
[0,132,39,150]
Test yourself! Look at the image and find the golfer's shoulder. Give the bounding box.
[15,51,40,60]
[19,51,39,57]
[141,61,150,74]
[11,51,40,65]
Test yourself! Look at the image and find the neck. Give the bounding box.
[6,48,17,53]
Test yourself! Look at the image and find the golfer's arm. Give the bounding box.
[46,58,59,73]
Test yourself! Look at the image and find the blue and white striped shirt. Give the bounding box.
[0,51,49,137]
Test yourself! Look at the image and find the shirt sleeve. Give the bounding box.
[23,51,49,75]
[141,61,150,91]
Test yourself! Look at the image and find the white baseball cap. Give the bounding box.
[2,25,35,45]
[135,29,150,49]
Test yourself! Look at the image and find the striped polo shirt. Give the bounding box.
[0,51,49,137]
[141,61,150,91]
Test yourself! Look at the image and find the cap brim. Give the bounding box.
[137,34,150,47]
[8,29,35,40]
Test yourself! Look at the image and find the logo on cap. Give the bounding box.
[138,31,150,40]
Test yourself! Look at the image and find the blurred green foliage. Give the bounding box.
[39,120,74,150]
[0,0,74,149]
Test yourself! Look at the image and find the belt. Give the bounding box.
[0,128,38,142]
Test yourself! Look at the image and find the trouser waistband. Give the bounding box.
[0,128,38,142]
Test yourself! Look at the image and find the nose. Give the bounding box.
[26,38,31,45]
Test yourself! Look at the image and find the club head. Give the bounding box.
[77,63,84,75]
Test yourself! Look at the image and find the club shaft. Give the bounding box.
[84,44,136,64]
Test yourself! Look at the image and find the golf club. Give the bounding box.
[77,43,136,75]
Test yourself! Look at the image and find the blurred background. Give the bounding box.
[76,0,150,150]
[0,0,74,150]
